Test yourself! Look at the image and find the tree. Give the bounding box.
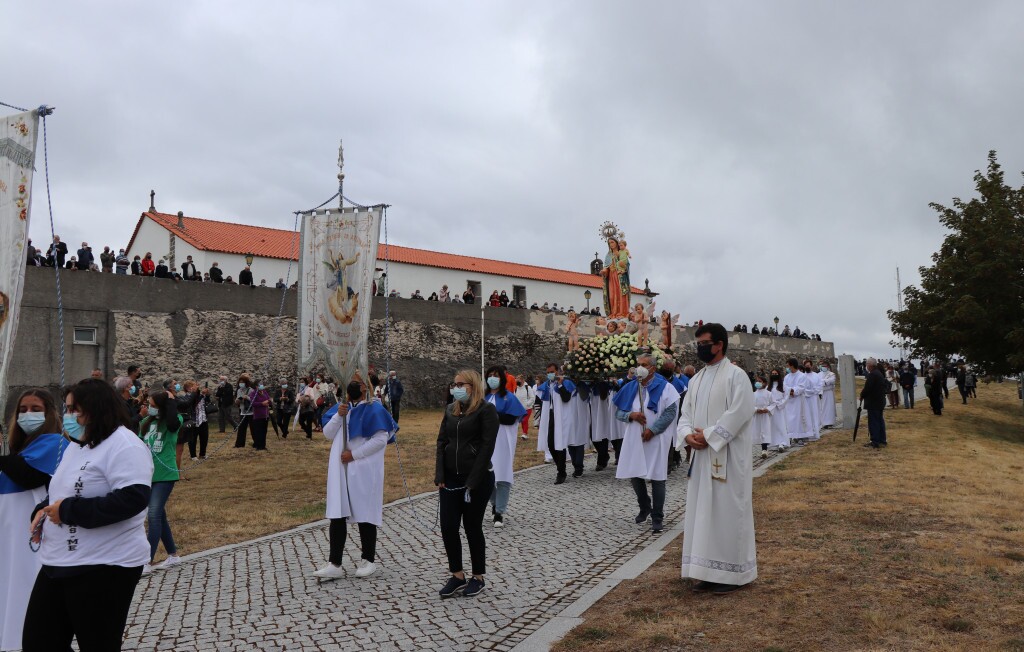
[888,151,1024,377]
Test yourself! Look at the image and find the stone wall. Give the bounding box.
[6,267,835,415]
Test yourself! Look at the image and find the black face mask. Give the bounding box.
[696,342,716,363]
[659,369,674,379]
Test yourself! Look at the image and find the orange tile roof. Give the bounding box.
[127,212,644,293]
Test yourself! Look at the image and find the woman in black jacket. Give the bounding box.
[435,370,498,598]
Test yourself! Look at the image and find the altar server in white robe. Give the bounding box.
[676,323,757,593]
[768,369,790,450]
[608,379,627,464]
[615,354,680,534]
[536,363,575,484]
[314,377,397,579]
[590,381,614,471]
[752,374,773,459]
[819,362,837,428]
[566,382,592,477]
[484,365,527,527]
[802,359,823,440]
[784,357,810,444]
[0,389,63,651]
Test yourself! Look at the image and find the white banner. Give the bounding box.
[0,110,40,416]
[298,206,382,384]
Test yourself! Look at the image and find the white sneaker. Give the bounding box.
[313,563,345,579]
[142,564,154,575]
[156,554,181,570]
[190,457,198,462]
[354,559,377,578]
[760,451,768,459]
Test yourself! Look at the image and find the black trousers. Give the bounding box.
[547,417,567,476]
[234,415,251,447]
[23,565,143,652]
[276,409,293,436]
[439,472,493,576]
[594,439,610,467]
[188,421,210,458]
[251,418,269,449]
[957,384,968,404]
[390,398,401,422]
[217,405,237,432]
[299,412,315,438]
[611,438,622,461]
[329,518,377,565]
[567,445,585,471]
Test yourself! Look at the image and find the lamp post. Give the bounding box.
[774,316,779,335]
[244,252,255,267]
[584,290,592,312]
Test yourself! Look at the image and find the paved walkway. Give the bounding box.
[123,442,790,651]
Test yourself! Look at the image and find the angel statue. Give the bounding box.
[659,310,680,350]
[324,249,360,324]
[630,301,655,348]
[566,310,581,352]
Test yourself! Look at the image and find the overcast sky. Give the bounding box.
[7,0,1024,358]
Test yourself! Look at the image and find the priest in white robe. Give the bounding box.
[819,362,837,428]
[536,363,576,484]
[615,354,680,534]
[802,359,823,441]
[314,377,397,580]
[676,324,757,593]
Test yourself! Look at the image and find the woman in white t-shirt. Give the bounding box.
[24,378,152,652]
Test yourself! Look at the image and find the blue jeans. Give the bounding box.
[490,481,511,514]
[902,387,914,409]
[148,481,177,560]
[631,478,666,523]
[867,408,887,446]
[115,268,127,275]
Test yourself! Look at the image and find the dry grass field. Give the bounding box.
[556,381,1024,652]
[162,408,547,556]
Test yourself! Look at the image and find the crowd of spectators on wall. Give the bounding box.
[25,236,296,289]
[730,323,823,341]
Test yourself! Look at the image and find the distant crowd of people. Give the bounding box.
[732,323,824,341]
[26,236,294,288]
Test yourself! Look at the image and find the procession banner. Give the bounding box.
[298,206,382,385]
[0,110,40,423]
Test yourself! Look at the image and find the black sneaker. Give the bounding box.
[595,463,607,472]
[635,508,651,524]
[572,468,584,478]
[554,474,567,485]
[463,577,485,597]
[439,575,467,598]
[711,582,745,595]
[651,520,664,533]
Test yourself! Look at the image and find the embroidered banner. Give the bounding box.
[0,109,40,420]
[298,206,382,384]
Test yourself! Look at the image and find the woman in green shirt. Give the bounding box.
[139,391,183,574]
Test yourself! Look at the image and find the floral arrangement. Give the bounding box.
[563,332,666,381]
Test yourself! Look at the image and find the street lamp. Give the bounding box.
[244,252,255,267]
[773,316,779,334]
[584,289,592,312]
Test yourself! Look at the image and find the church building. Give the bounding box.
[125,204,646,312]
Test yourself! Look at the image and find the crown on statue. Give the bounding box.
[598,221,624,241]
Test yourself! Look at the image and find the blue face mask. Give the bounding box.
[148,406,159,417]
[63,413,85,442]
[487,377,501,390]
[281,384,288,389]
[547,372,556,382]
[452,387,469,403]
[754,382,763,389]
[174,383,182,392]
[18,412,46,435]
[258,384,265,391]
[239,382,247,389]
[129,385,137,396]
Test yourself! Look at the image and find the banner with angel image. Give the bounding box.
[0,110,40,418]
[298,206,383,383]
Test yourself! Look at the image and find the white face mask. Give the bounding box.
[635,366,650,380]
